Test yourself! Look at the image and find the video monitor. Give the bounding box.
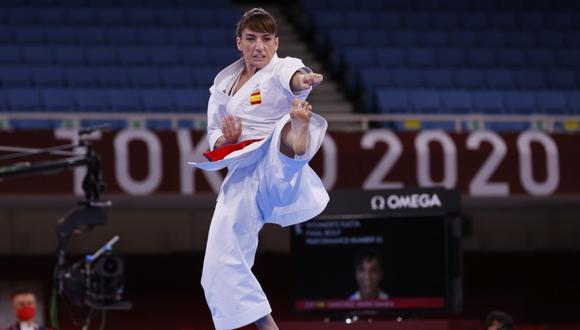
[291,189,461,315]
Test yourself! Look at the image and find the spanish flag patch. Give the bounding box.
[250,90,262,105]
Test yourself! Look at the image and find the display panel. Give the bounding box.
[292,215,449,313]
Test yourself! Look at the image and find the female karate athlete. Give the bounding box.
[189,8,329,330]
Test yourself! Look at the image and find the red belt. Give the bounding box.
[203,139,263,162]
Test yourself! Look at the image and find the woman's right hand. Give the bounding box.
[217,114,242,147]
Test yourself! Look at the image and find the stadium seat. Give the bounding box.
[45,28,76,45]
[488,12,517,30]
[345,12,375,29]
[54,47,85,65]
[567,92,580,114]
[515,70,547,90]
[43,89,76,112]
[430,13,459,30]
[130,68,161,87]
[142,89,175,112]
[497,50,526,68]
[86,47,118,65]
[526,50,555,68]
[96,9,126,25]
[536,31,564,48]
[546,70,578,89]
[359,31,387,47]
[411,90,441,113]
[466,49,496,68]
[557,51,580,69]
[127,9,157,26]
[375,49,404,67]
[455,69,485,89]
[389,31,419,47]
[506,31,536,49]
[210,48,239,66]
[7,89,42,112]
[65,68,96,87]
[67,8,97,25]
[504,91,536,114]
[343,48,375,68]
[535,91,568,114]
[33,67,65,87]
[187,10,217,27]
[0,67,32,87]
[478,31,507,48]
[328,29,359,49]
[406,49,436,68]
[423,69,454,89]
[106,27,137,45]
[118,47,148,65]
[448,31,477,48]
[169,28,199,46]
[473,91,504,114]
[377,90,410,114]
[157,9,186,26]
[180,47,210,66]
[198,28,231,46]
[97,68,130,87]
[161,68,194,87]
[374,12,402,29]
[436,49,465,67]
[76,90,108,112]
[137,28,167,46]
[518,13,544,29]
[174,89,209,113]
[14,28,44,45]
[419,31,448,47]
[485,70,516,90]
[403,12,430,30]
[192,67,219,87]
[23,46,54,64]
[77,28,107,46]
[149,47,179,65]
[108,90,142,112]
[393,69,422,88]
[0,47,21,64]
[441,91,473,114]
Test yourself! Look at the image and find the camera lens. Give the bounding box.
[103,258,118,274]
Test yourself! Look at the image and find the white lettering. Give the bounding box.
[177,130,223,194]
[114,129,162,195]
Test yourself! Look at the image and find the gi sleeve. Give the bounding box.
[276,57,313,99]
[207,86,225,151]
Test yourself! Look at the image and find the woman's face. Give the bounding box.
[237,28,279,71]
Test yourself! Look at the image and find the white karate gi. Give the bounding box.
[189,54,329,330]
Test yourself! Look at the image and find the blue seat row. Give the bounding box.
[0,46,239,66]
[374,89,580,114]
[0,88,209,113]
[0,26,234,46]
[325,29,580,50]
[0,8,240,27]
[0,0,232,8]
[0,66,221,88]
[358,68,580,92]
[340,47,580,70]
[301,0,580,11]
[312,10,580,31]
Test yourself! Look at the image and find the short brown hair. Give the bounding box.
[236,8,277,37]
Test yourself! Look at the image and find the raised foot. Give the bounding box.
[289,99,312,156]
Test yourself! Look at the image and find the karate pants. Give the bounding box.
[200,114,329,330]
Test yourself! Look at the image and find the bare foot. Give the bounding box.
[287,99,312,156]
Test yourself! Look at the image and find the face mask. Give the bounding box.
[16,306,35,322]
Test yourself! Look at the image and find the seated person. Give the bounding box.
[484,310,514,330]
[5,288,51,330]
